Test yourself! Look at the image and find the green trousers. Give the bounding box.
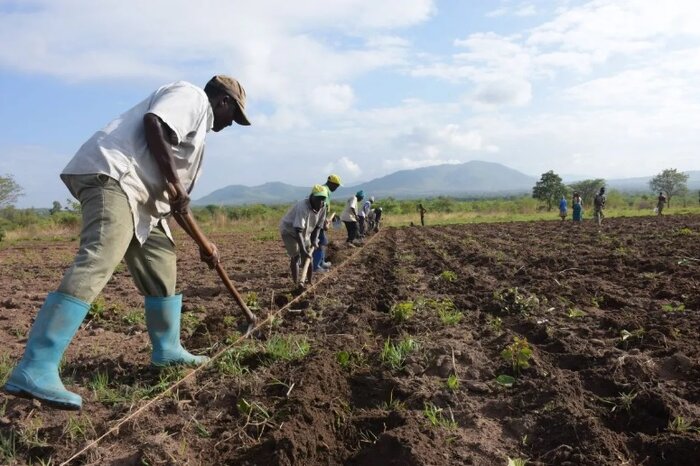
[58,174,176,303]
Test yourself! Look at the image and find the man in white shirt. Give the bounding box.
[279,185,328,285]
[4,75,251,410]
[340,190,364,246]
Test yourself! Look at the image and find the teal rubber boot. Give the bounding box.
[145,295,209,366]
[4,292,89,410]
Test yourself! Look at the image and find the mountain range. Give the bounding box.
[194,161,700,206]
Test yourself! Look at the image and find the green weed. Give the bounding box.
[438,304,463,325]
[495,374,516,388]
[661,303,685,313]
[487,315,503,334]
[423,402,457,429]
[438,271,457,282]
[63,415,95,442]
[380,389,406,412]
[494,288,539,314]
[88,297,107,320]
[336,350,367,371]
[245,292,261,311]
[390,301,415,322]
[668,416,699,433]
[217,343,256,376]
[501,337,533,375]
[446,374,459,391]
[567,308,586,318]
[381,337,418,370]
[0,353,14,385]
[122,309,145,325]
[508,458,528,466]
[0,430,17,463]
[264,335,310,362]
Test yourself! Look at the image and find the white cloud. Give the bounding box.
[325,157,362,179]
[310,84,355,114]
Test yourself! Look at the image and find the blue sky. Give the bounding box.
[1,0,699,207]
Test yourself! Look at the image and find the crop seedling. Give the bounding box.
[501,337,533,375]
[192,418,211,438]
[493,287,539,314]
[661,303,685,313]
[389,301,415,323]
[438,270,457,282]
[423,402,457,429]
[487,315,503,334]
[380,337,418,370]
[446,374,459,391]
[496,374,516,387]
[620,328,645,345]
[567,308,586,318]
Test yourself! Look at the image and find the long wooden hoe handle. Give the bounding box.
[168,185,257,325]
[299,246,315,285]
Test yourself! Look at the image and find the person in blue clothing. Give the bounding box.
[312,174,342,273]
[559,195,568,221]
[572,192,583,222]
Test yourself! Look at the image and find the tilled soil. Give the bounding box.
[0,215,699,465]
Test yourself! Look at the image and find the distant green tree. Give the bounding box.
[568,178,605,207]
[50,201,63,215]
[0,174,23,208]
[532,171,567,211]
[649,168,689,208]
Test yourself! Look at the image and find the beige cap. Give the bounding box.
[207,75,251,126]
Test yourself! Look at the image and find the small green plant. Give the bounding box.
[19,418,47,448]
[487,315,503,334]
[445,374,459,391]
[494,288,539,314]
[63,415,95,442]
[264,335,310,362]
[390,301,415,322]
[567,308,586,318]
[508,458,528,466]
[677,227,694,236]
[438,271,457,282]
[217,343,256,376]
[496,374,516,387]
[245,292,261,311]
[661,303,685,313]
[192,418,211,438]
[620,328,645,344]
[423,402,457,429]
[380,337,418,370]
[438,305,463,326]
[181,313,201,334]
[597,391,637,413]
[501,337,533,375]
[0,353,14,386]
[122,309,145,325]
[0,430,17,463]
[336,350,366,370]
[668,416,700,433]
[88,297,107,321]
[380,389,406,411]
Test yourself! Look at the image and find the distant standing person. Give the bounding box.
[559,195,568,221]
[572,192,583,223]
[656,191,667,216]
[358,196,374,237]
[593,187,606,226]
[373,206,383,232]
[418,203,427,226]
[341,190,364,247]
[312,174,342,273]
